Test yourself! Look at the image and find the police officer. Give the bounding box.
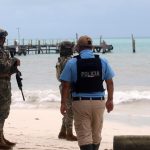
[60,36,115,150]
[56,41,77,141]
[0,28,20,149]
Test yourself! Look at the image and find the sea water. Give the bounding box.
[10,38,150,108]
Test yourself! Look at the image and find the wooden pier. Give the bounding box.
[26,44,59,55]
[5,39,113,56]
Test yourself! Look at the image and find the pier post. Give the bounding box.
[27,46,29,54]
[38,40,41,54]
[6,39,9,46]
[132,34,136,53]
[100,35,102,45]
[31,40,32,46]
[22,39,24,46]
[76,33,78,44]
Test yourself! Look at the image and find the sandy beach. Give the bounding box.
[4,101,150,150]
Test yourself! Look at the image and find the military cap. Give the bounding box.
[60,41,74,49]
[0,28,8,38]
[59,41,74,57]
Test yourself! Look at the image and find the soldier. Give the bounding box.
[56,41,77,141]
[0,28,20,149]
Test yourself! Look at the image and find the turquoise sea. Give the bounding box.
[9,37,150,108]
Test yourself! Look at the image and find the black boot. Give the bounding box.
[93,143,100,150]
[58,124,66,139]
[80,144,93,150]
[66,128,77,141]
[0,131,12,149]
[2,133,16,147]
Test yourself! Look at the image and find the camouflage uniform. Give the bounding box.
[0,28,18,148]
[56,41,77,141]
[56,57,73,129]
[0,48,18,125]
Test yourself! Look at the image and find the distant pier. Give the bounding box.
[5,39,113,56]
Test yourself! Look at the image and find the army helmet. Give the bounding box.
[59,41,74,57]
[0,28,8,38]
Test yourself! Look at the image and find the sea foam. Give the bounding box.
[11,89,150,108]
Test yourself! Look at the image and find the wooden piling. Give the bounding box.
[100,35,102,45]
[14,40,17,47]
[6,39,9,46]
[30,40,32,46]
[113,135,150,150]
[38,40,41,54]
[132,34,136,53]
[22,39,24,45]
[76,33,78,43]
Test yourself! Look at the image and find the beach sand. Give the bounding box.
[4,101,150,150]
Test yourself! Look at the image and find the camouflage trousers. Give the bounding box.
[0,79,11,131]
[62,96,73,129]
[59,84,73,129]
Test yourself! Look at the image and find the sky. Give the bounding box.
[0,0,150,40]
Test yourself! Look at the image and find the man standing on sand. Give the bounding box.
[0,28,20,149]
[56,41,77,141]
[60,35,115,150]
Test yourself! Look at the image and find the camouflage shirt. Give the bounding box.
[56,56,71,81]
[0,47,18,75]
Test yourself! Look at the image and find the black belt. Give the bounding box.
[73,96,105,101]
[0,77,10,80]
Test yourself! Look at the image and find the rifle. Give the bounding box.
[16,70,25,101]
[9,49,25,101]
